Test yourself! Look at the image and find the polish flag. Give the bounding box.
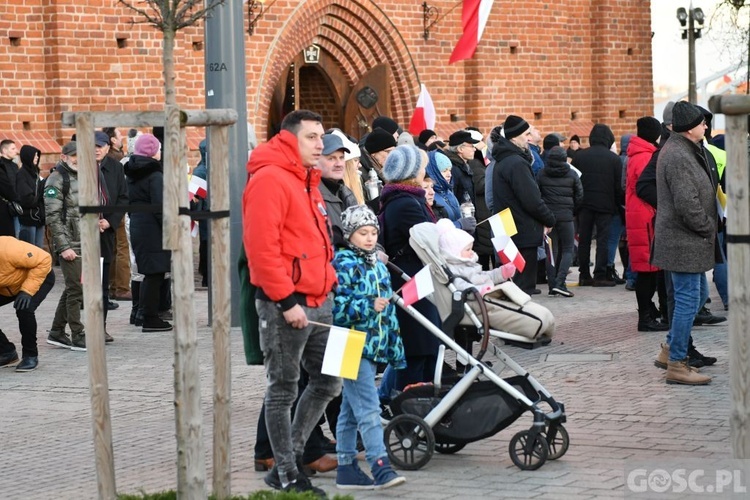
[188,175,207,201]
[449,0,495,64]
[492,235,526,272]
[321,325,367,380]
[401,265,435,307]
[190,220,199,238]
[408,84,437,136]
[487,208,517,238]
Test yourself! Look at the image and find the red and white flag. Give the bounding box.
[188,175,207,201]
[190,220,199,238]
[449,0,495,64]
[492,235,526,273]
[408,84,437,136]
[401,265,435,307]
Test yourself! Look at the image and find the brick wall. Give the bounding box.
[0,0,653,151]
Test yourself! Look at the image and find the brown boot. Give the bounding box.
[655,343,700,372]
[666,359,711,385]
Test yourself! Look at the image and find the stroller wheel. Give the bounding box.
[435,441,466,455]
[384,414,435,470]
[508,430,549,470]
[543,424,569,460]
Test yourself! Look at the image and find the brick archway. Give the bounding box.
[251,0,420,140]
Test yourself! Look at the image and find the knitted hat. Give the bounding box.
[382,144,421,182]
[418,129,437,145]
[365,128,397,154]
[372,116,400,135]
[671,101,704,133]
[543,133,563,152]
[61,141,77,156]
[546,146,568,164]
[662,101,676,125]
[341,204,379,241]
[569,134,580,144]
[435,151,452,172]
[436,218,474,259]
[636,117,662,144]
[503,115,530,140]
[397,132,415,146]
[134,133,161,157]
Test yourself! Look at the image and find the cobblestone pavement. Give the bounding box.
[1,263,731,499]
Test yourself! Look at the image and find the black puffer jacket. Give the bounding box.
[537,156,583,223]
[572,124,623,214]
[125,155,171,274]
[491,137,555,249]
[17,145,45,227]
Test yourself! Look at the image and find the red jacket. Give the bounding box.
[242,130,335,309]
[625,136,658,273]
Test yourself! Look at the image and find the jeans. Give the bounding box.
[256,296,342,482]
[713,231,728,307]
[577,209,612,279]
[0,269,55,357]
[666,272,707,362]
[51,257,84,336]
[545,221,575,289]
[378,364,397,403]
[607,214,623,265]
[337,359,387,468]
[18,224,44,248]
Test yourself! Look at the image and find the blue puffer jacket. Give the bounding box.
[332,248,406,368]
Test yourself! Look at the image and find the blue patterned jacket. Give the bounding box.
[332,248,406,369]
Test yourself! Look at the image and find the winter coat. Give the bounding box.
[529,144,544,178]
[191,139,209,241]
[319,177,358,247]
[625,136,658,272]
[442,252,507,294]
[378,183,441,357]
[652,133,717,273]
[44,161,81,255]
[537,158,583,223]
[16,145,45,227]
[125,154,171,275]
[572,124,623,214]
[425,151,461,221]
[468,158,493,256]
[99,155,128,263]
[443,149,475,205]
[0,236,52,298]
[332,248,406,368]
[0,156,19,237]
[243,130,336,310]
[491,137,556,249]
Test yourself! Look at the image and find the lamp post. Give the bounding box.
[677,4,705,104]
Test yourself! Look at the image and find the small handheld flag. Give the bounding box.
[486,208,518,237]
[188,175,208,201]
[401,265,435,307]
[321,325,367,380]
[492,235,526,273]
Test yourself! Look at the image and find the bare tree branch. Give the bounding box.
[118,0,166,28]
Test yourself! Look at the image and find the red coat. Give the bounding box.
[625,136,658,272]
[242,130,336,308]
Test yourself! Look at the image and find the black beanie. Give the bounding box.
[569,134,580,144]
[418,129,436,145]
[365,128,397,154]
[543,133,562,152]
[372,116,399,136]
[671,101,704,133]
[636,117,662,144]
[503,115,530,140]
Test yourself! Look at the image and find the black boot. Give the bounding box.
[607,265,626,285]
[638,309,670,332]
[688,337,717,366]
[130,280,141,325]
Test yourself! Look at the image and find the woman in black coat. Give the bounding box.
[124,134,172,332]
[17,145,46,247]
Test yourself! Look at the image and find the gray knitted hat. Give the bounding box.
[671,101,703,133]
[382,144,421,182]
[341,204,379,241]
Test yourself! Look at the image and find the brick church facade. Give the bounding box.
[0,0,653,164]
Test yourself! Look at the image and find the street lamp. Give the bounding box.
[676,4,705,104]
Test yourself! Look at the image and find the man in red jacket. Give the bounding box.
[242,110,341,496]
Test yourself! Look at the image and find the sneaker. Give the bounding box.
[104,331,114,343]
[283,474,327,498]
[71,335,86,352]
[336,461,374,490]
[379,404,394,425]
[0,349,19,367]
[264,459,308,490]
[551,286,574,298]
[16,356,38,372]
[159,310,173,321]
[142,318,173,333]
[47,330,72,349]
[106,300,119,310]
[371,456,405,490]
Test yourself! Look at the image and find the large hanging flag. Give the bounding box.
[401,265,435,307]
[449,0,495,64]
[408,84,437,136]
[492,235,526,272]
[486,208,518,238]
[321,325,367,380]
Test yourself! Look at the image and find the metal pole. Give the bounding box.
[688,6,697,104]
[205,0,248,327]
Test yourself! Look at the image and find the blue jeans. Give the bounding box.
[18,225,44,248]
[713,231,728,307]
[256,296,342,481]
[337,359,387,468]
[378,363,396,403]
[666,272,707,362]
[607,214,623,265]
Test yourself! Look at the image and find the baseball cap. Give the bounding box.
[322,133,351,155]
[94,131,110,147]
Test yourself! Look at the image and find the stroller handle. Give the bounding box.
[385,261,412,282]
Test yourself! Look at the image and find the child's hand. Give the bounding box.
[374,297,390,312]
[500,262,517,280]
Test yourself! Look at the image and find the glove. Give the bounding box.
[499,262,517,280]
[14,292,32,311]
[457,216,477,233]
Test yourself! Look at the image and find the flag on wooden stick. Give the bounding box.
[401,265,435,307]
[407,84,437,136]
[492,235,526,272]
[321,325,367,380]
[486,208,517,237]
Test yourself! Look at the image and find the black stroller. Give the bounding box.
[382,223,568,471]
